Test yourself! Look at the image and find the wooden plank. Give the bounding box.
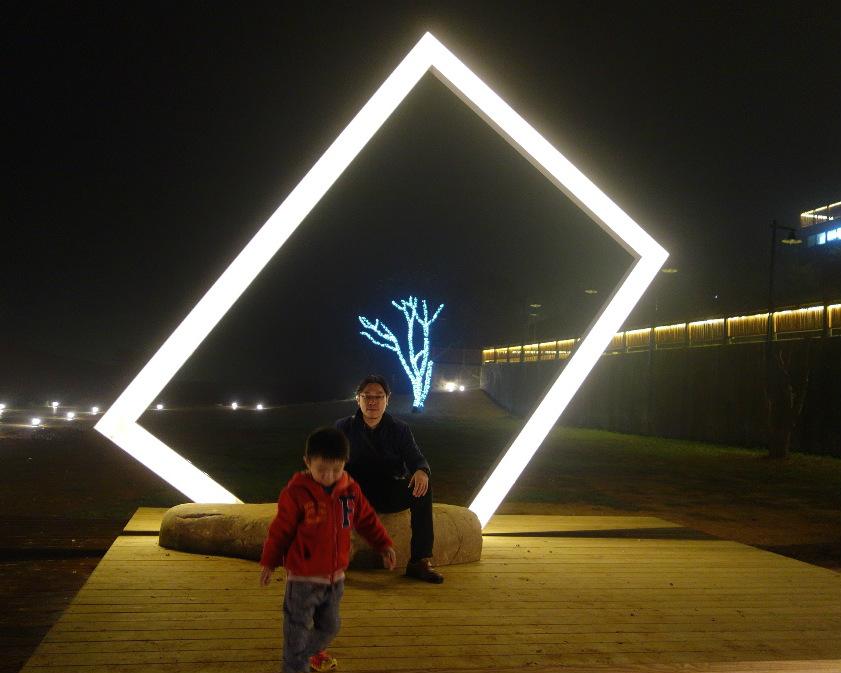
[482,514,684,534]
[20,514,841,673]
[69,575,837,591]
[44,626,841,648]
[59,591,841,611]
[18,660,841,673]
[22,637,841,667]
[52,601,841,622]
[122,508,167,534]
[34,629,841,653]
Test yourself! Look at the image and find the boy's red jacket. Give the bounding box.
[260,470,392,583]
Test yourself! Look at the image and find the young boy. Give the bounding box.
[260,426,396,673]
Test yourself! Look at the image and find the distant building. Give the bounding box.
[801,200,841,247]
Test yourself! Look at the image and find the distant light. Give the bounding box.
[66,412,76,420]
[0,404,5,410]
[51,402,59,410]
[444,382,457,392]
[31,418,41,427]
[91,406,100,415]
[156,404,164,411]
[231,402,238,410]
[256,404,264,410]
[660,267,679,273]
[459,385,465,392]
[584,289,598,294]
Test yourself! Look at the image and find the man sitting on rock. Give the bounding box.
[334,374,443,584]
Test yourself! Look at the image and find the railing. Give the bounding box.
[482,302,841,364]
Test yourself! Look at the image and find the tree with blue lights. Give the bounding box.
[358,297,445,410]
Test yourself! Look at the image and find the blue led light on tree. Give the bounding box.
[359,297,444,410]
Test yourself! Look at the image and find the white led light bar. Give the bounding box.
[96,33,667,514]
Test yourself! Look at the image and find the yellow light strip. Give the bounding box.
[801,200,841,217]
[625,327,651,338]
[487,302,838,359]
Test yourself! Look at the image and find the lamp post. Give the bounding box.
[765,220,802,456]
[648,266,679,357]
[520,302,543,363]
[766,220,802,345]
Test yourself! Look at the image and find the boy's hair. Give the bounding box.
[355,374,391,397]
[305,426,350,462]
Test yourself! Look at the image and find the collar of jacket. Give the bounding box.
[289,469,351,495]
[353,408,394,430]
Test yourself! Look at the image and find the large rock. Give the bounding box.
[348,504,482,568]
[159,503,276,561]
[159,502,482,568]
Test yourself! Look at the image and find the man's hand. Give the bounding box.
[382,546,397,570]
[408,469,429,497]
[259,565,274,588]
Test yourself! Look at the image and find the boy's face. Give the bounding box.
[304,456,345,488]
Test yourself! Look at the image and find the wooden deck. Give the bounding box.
[20,509,841,673]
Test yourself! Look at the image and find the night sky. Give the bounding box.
[3,1,840,403]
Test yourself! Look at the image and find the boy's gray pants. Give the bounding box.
[282,580,344,673]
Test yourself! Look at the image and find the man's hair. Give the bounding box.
[355,374,391,397]
[305,427,350,462]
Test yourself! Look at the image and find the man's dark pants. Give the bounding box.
[356,475,434,562]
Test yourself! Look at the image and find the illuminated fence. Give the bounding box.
[484,339,575,363]
[727,312,768,341]
[688,318,726,343]
[523,343,539,362]
[774,306,826,334]
[625,328,650,351]
[606,333,626,351]
[801,201,841,228]
[654,323,686,348]
[482,302,841,363]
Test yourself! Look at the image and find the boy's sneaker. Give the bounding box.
[310,651,337,672]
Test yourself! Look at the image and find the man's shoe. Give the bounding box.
[310,651,337,672]
[406,558,444,584]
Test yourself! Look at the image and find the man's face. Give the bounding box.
[357,382,389,426]
[304,456,346,488]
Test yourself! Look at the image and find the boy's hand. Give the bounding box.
[382,547,397,570]
[259,565,274,588]
[408,470,429,497]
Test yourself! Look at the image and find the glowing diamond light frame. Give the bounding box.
[95,32,668,522]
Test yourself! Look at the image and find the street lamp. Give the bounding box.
[766,220,802,344]
[765,220,803,457]
[519,302,544,361]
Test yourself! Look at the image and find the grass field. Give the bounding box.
[3,389,840,568]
